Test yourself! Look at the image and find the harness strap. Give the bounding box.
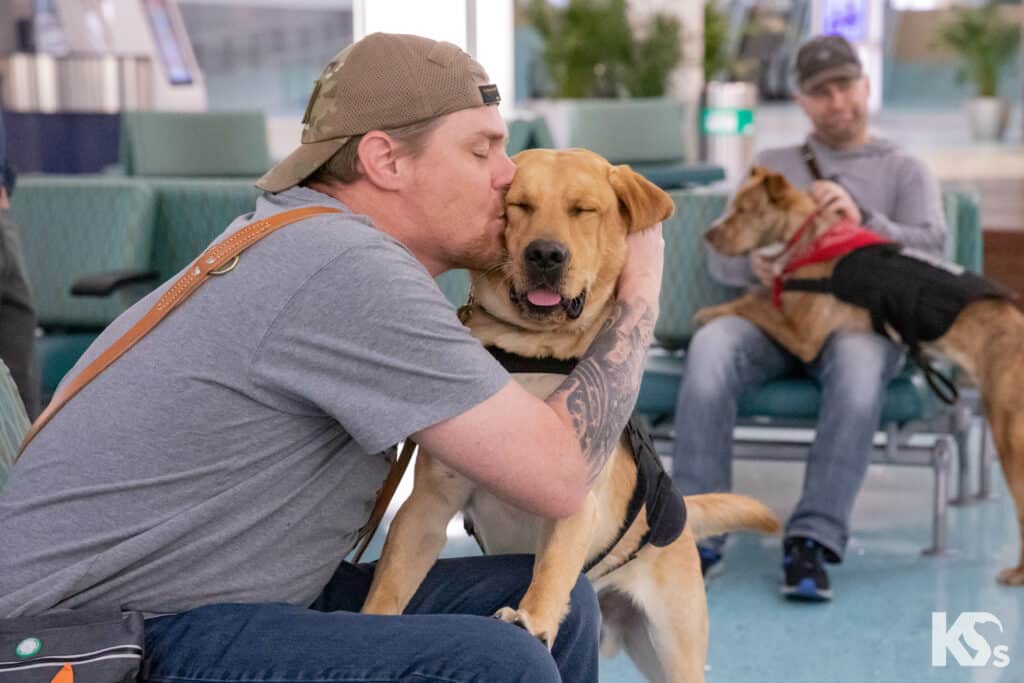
[582,417,687,579]
[910,349,960,406]
[582,420,648,576]
[484,346,579,375]
[480,347,687,578]
[782,277,833,294]
[801,142,824,181]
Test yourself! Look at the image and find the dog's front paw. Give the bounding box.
[493,606,555,650]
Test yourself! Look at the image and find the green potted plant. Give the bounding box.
[703,0,729,84]
[524,0,681,99]
[518,0,687,166]
[935,0,1021,141]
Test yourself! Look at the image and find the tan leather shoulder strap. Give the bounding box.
[17,205,342,457]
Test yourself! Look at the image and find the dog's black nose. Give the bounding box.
[524,240,569,274]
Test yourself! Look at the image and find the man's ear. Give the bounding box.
[608,165,675,232]
[358,131,403,190]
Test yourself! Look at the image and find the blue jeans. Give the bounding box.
[143,555,599,683]
[671,316,903,561]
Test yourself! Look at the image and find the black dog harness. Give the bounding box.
[480,346,687,578]
[780,230,1015,403]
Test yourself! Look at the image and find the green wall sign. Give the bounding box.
[701,108,755,136]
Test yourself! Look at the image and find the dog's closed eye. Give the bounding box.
[508,201,534,213]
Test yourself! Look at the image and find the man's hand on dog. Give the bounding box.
[750,253,776,287]
[617,221,665,308]
[811,180,862,224]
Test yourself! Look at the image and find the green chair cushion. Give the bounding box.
[637,353,942,425]
[0,359,30,491]
[37,333,98,400]
[736,366,941,424]
[121,111,270,178]
[952,191,983,273]
[654,191,739,349]
[628,161,725,190]
[567,98,686,164]
[435,270,471,308]
[146,178,261,280]
[507,117,556,156]
[11,176,157,328]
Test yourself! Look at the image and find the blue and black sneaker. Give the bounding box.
[698,545,723,578]
[781,537,832,601]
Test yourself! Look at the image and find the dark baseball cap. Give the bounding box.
[795,34,863,93]
[258,32,501,193]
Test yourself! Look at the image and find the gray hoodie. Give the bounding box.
[708,135,948,288]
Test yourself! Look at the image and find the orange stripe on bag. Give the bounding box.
[49,663,73,683]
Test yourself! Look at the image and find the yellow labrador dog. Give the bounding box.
[697,166,1024,586]
[363,149,780,682]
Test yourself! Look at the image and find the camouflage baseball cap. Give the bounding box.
[257,32,501,193]
[795,34,863,93]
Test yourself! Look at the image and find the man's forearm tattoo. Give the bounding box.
[550,299,655,483]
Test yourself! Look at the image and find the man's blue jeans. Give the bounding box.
[143,555,599,683]
[671,316,903,561]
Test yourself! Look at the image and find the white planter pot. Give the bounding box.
[966,97,1009,142]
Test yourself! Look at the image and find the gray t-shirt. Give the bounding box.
[0,187,508,617]
[709,135,948,288]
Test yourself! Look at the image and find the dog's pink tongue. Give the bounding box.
[527,289,562,307]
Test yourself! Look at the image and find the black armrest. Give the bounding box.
[70,269,160,297]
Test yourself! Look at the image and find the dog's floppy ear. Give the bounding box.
[608,164,675,232]
[762,171,792,206]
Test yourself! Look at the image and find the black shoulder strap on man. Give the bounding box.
[801,142,824,181]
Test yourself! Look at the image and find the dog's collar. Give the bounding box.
[485,346,579,375]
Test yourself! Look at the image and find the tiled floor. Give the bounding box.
[363,423,1022,682]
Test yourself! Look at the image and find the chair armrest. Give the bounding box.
[70,269,159,297]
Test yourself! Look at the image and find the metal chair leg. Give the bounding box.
[949,403,975,506]
[923,437,953,556]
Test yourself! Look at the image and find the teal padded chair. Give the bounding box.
[559,98,725,189]
[0,359,30,491]
[507,117,556,156]
[120,111,270,178]
[637,188,983,554]
[146,178,261,281]
[435,270,471,308]
[10,176,159,400]
[652,192,736,349]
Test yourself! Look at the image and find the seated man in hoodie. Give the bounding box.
[671,34,947,600]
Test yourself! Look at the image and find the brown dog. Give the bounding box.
[697,166,1024,586]
[362,149,780,682]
